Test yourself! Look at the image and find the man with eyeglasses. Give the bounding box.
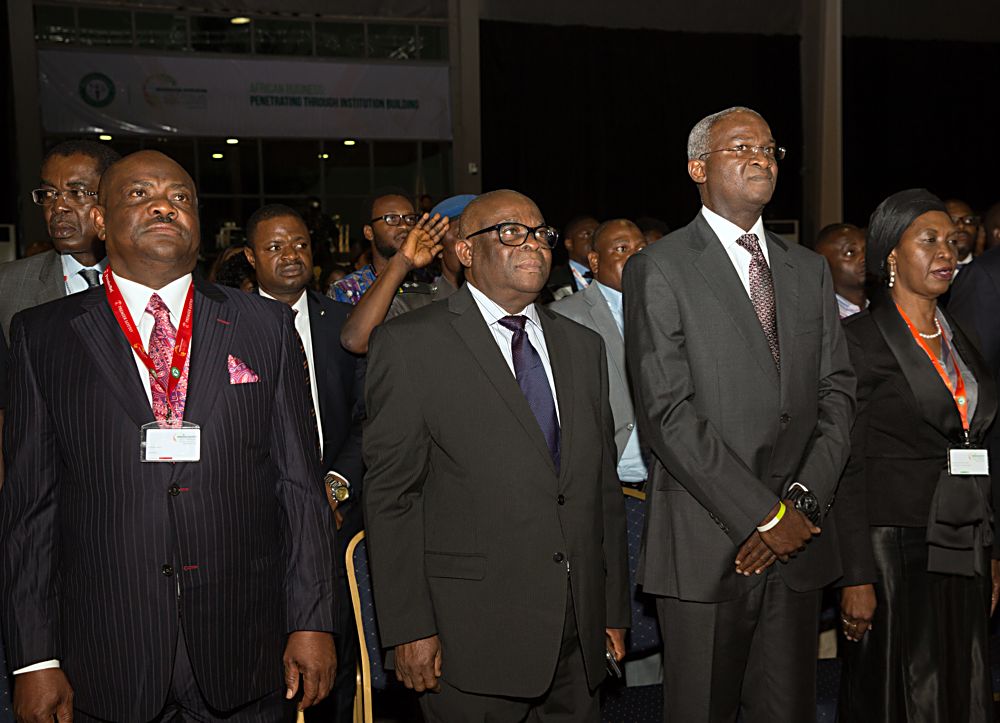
[329,190,441,308]
[364,189,629,722]
[0,140,120,338]
[622,106,855,723]
[944,198,979,277]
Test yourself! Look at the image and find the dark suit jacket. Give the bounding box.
[834,300,998,585]
[363,285,629,698]
[623,213,856,603]
[0,250,66,338]
[0,276,335,722]
[305,289,366,553]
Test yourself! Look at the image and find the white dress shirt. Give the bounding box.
[466,283,560,422]
[61,254,108,295]
[701,205,769,299]
[13,271,193,676]
[259,289,324,457]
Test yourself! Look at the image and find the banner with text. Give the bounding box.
[39,49,452,140]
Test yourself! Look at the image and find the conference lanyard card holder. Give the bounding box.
[948,447,989,476]
[140,421,202,463]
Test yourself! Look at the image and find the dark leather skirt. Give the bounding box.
[838,526,992,722]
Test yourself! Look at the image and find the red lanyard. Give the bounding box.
[896,303,969,431]
[103,267,194,406]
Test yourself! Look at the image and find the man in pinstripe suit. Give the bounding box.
[0,151,337,722]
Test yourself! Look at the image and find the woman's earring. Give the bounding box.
[888,263,896,288]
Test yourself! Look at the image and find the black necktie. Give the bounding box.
[497,315,560,473]
[79,268,101,288]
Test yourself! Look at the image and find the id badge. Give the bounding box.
[948,447,989,476]
[141,421,201,463]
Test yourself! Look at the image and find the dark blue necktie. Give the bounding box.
[498,315,561,473]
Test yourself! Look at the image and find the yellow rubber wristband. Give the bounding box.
[756,501,786,533]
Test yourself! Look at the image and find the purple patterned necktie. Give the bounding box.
[735,233,780,371]
[146,293,188,422]
[497,315,561,473]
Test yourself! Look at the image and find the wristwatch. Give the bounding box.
[325,472,351,503]
[785,484,820,526]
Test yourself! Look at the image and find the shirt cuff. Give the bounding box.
[14,659,60,674]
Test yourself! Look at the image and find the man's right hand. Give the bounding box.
[14,669,73,723]
[758,500,820,561]
[394,635,442,693]
[398,214,448,270]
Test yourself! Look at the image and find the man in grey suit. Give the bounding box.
[550,218,647,487]
[0,140,120,337]
[364,190,629,722]
[622,107,856,722]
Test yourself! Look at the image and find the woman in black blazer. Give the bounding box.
[836,189,1000,722]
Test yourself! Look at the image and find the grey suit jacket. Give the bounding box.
[363,285,629,698]
[0,251,65,338]
[549,281,636,465]
[623,213,856,603]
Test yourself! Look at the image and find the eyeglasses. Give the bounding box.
[368,213,419,227]
[951,215,980,226]
[698,145,786,161]
[465,222,559,248]
[31,188,98,206]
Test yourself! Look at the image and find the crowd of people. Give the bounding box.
[0,104,997,723]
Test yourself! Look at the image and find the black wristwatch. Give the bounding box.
[785,485,820,526]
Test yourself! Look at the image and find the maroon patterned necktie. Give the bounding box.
[147,293,189,422]
[735,233,780,371]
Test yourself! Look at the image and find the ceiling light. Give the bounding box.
[211,153,224,160]
[226,138,239,145]
[230,16,251,25]
[318,153,330,159]
[343,139,356,146]
[98,134,112,141]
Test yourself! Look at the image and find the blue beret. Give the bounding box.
[431,194,477,219]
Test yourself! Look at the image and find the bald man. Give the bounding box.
[814,223,867,319]
[364,190,629,722]
[0,150,336,722]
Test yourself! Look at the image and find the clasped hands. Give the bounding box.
[734,499,821,577]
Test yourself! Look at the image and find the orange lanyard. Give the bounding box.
[896,303,969,432]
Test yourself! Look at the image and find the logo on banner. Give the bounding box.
[143,73,208,110]
[79,73,115,108]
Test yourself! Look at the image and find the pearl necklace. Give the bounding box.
[918,319,942,340]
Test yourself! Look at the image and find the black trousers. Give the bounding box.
[656,571,821,723]
[75,631,296,723]
[419,588,599,723]
[305,567,359,723]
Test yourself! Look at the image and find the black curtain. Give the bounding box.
[480,20,804,234]
[843,37,1000,224]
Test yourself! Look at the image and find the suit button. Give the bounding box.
[553,552,564,563]
[780,414,791,424]
[168,484,180,497]
[557,495,566,505]
[626,423,635,431]
[161,564,174,577]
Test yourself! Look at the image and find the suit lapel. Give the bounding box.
[946,309,998,442]
[582,283,628,401]
[448,287,557,474]
[690,215,779,386]
[39,251,66,302]
[538,307,574,482]
[871,300,964,441]
[767,234,798,403]
[181,277,235,426]
[306,290,335,443]
[70,289,155,427]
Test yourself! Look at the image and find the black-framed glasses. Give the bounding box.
[31,188,98,206]
[465,222,559,248]
[368,213,419,227]
[698,145,786,161]
[951,215,980,226]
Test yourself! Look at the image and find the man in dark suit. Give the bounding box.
[546,214,599,301]
[364,190,629,721]
[243,203,365,723]
[0,140,121,338]
[0,151,337,722]
[623,107,856,723]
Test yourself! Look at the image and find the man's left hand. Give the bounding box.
[283,631,337,710]
[605,628,626,662]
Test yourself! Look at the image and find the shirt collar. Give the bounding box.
[701,205,766,250]
[569,259,590,276]
[113,271,192,327]
[466,282,542,330]
[61,254,108,276]
[594,280,622,312]
[259,287,308,317]
[958,253,974,266]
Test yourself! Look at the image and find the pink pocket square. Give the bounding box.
[228,355,259,384]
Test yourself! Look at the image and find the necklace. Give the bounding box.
[918,318,942,340]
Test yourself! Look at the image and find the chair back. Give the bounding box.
[622,488,662,655]
[347,531,388,723]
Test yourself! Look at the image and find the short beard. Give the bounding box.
[375,240,398,260]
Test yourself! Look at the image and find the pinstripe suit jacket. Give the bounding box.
[0,275,335,721]
[0,250,65,339]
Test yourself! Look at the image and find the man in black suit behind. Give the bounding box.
[364,190,629,722]
[0,151,337,722]
[243,203,365,723]
[623,107,856,722]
